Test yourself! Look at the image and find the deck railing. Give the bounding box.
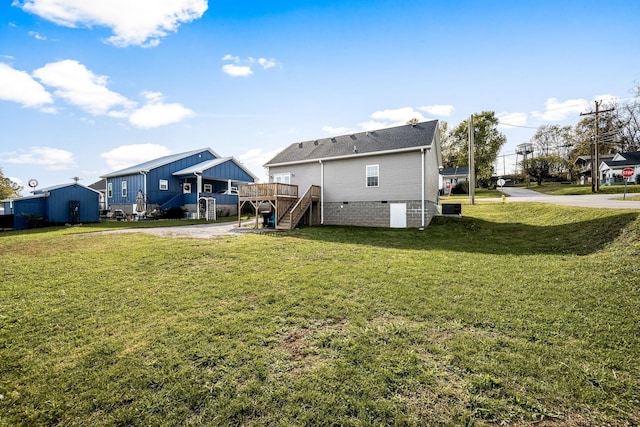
[239,183,299,199]
[286,185,320,229]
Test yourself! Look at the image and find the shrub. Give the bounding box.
[451,181,469,194]
[165,206,185,219]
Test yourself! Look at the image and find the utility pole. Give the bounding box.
[581,100,614,193]
[468,115,475,205]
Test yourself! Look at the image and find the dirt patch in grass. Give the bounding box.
[277,319,349,377]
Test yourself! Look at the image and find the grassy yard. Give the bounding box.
[1,204,639,426]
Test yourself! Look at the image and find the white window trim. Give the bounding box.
[273,173,291,184]
[366,164,379,187]
[203,183,212,193]
[121,180,127,197]
[107,182,113,198]
[159,179,169,191]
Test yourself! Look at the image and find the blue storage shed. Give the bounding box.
[5,183,100,230]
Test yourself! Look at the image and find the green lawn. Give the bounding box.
[1,204,639,426]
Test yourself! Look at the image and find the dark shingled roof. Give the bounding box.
[265,120,438,166]
[603,151,640,167]
[440,166,469,176]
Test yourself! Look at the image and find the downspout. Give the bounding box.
[195,173,202,219]
[420,148,425,230]
[319,160,324,225]
[142,171,147,213]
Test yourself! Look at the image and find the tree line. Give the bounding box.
[438,84,640,187]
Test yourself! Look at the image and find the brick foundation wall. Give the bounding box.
[322,200,437,228]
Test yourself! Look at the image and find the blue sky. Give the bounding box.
[1,0,639,191]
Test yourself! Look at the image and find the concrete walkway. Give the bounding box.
[495,187,640,209]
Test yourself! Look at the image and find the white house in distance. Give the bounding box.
[247,120,442,229]
[600,151,640,185]
[439,166,469,195]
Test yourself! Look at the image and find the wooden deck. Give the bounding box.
[238,183,321,229]
[239,183,299,200]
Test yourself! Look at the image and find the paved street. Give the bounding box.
[496,187,640,209]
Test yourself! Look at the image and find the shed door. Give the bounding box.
[69,200,80,224]
[390,203,406,228]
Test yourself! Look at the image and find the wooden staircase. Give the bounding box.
[276,185,320,230]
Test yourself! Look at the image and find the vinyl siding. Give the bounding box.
[269,150,439,203]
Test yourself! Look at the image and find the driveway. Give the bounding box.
[94,220,259,239]
[497,187,640,209]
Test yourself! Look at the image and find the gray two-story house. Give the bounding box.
[257,120,442,228]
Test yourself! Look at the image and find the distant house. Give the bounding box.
[2,183,100,230]
[439,166,469,195]
[600,151,640,185]
[251,121,442,229]
[88,178,107,211]
[573,154,614,185]
[101,148,257,218]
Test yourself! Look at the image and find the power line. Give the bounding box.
[580,100,615,193]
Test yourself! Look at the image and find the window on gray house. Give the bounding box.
[366,164,379,187]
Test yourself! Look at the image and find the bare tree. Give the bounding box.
[530,124,574,159]
[610,85,640,152]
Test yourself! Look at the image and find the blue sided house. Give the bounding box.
[101,148,257,218]
[2,183,100,230]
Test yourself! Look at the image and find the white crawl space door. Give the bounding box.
[389,203,407,228]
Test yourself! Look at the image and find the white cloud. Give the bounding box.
[221,54,279,77]
[322,125,354,134]
[531,97,591,121]
[358,120,390,131]
[256,58,276,69]
[5,146,75,171]
[221,54,240,62]
[0,62,54,109]
[28,31,47,40]
[238,147,284,182]
[17,0,208,47]
[418,104,454,117]
[33,59,134,115]
[4,60,192,127]
[496,112,528,128]
[594,93,619,106]
[371,107,426,124]
[222,64,253,77]
[101,144,172,170]
[128,91,194,128]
